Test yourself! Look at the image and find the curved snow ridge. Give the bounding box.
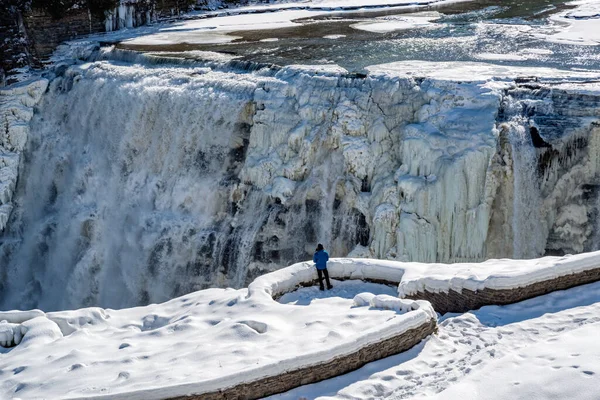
[0,281,434,399]
[250,252,600,303]
[0,310,63,348]
[249,259,407,299]
[71,311,434,400]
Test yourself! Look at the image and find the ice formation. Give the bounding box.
[0,79,48,231]
[104,0,162,32]
[1,44,600,310]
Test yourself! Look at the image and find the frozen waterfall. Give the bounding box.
[1,56,600,310]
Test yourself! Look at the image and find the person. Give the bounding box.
[313,243,333,291]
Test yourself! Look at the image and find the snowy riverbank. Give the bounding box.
[3,251,600,398]
[0,273,434,399]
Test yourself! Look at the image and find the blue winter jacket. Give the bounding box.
[313,250,329,270]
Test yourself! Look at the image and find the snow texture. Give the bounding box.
[3,251,600,398]
[270,276,600,400]
[546,0,600,46]
[0,276,433,399]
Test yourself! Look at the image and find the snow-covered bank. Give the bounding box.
[0,275,434,399]
[546,0,600,46]
[271,276,600,400]
[4,251,600,399]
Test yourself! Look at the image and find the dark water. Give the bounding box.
[118,0,600,72]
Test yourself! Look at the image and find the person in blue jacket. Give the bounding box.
[313,243,333,291]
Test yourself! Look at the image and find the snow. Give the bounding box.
[350,12,441,33]
[269,273,600,400]
[1,253,588,399]
[427,324,600,400]
[251,251,600,300]
[0,273,433,399]
[5,252,600,399]
[546,0,600,46]
[367,60,600,81]
[121,0,466,46]
[397,250,600,296]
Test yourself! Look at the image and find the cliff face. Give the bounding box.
[0,2,37,85]
[1,54,599,311]
[0,0,191,85]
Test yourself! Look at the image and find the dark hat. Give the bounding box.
[316,243,324,251]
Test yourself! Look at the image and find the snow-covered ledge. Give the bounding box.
[167,313,437,400]
[250,252,600,313]
[0,78,48,231]
[400,252,600,313]
[248,258,408,300]
[4,253,600,399]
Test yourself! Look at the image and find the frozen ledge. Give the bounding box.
[405,267,600,314]
[168,319,437,400]
[366,60,600,82]
[70,306,435,400]
[251,252,600,315]
[157,252,600,400]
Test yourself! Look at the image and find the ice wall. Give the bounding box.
[1,57,599,310]
[104,0,158,32]
[0,79,48,231]
[0,63,265,310]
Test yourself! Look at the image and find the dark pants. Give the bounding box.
[317,268,333,290]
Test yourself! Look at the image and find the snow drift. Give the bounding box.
[3,251,600,399]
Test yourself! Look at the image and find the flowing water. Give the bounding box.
[119,0,600,72]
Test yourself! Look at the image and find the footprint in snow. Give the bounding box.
[117,371,130,380]
[13,366,26,375]
[238,320,267,334]
[582,370,595,376]
[68,363,85,371]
